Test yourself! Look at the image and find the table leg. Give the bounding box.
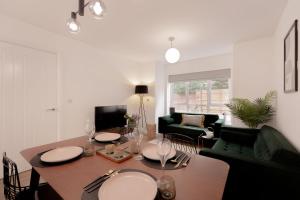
[29,168,40,191]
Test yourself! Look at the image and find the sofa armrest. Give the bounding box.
[158,115,175,133]
[220,126,259,145]
[199,148,300,189]
[200,148,258,165]
[221,126,259,134]
[209,118,224,137]
[200,148,300,176]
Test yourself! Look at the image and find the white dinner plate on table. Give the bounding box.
[40,146,83,163]
[142,144,176,161]
[95,132,121,142]
[98,171,157,200]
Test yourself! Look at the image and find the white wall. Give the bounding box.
[233,37,275,99]
[232,37,276,127]
[155,62,167,125]
[273,0,300,151]
[167,53,233,75]
[0,13,155,140]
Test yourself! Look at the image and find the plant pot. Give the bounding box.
[127,121,137,129]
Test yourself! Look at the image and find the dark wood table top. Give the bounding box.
[21,136,229,200]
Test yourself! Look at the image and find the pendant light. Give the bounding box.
[165,37,181,64]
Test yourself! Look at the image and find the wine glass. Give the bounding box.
[132,127,144,160]
[157,138,172,169]
[85,119,95,143]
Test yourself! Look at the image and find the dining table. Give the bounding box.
[20,135,229,200]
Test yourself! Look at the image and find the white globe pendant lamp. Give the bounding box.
[165,37,181,64]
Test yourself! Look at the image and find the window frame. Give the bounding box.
[169,78,230,114]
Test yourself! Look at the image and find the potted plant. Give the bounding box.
[124,114,139,128]
[226,91,276,128]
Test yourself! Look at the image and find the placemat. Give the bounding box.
[81,169,158,200]
[29,149,84,168]
[140,150,186,170]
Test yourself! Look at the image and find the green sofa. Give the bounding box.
[200,125,300,200]
[158,112,224,139]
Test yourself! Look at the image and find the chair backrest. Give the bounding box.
[2,152,22,200]
[166,133,198,154]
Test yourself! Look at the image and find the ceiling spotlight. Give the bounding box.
[66,0,106,34]
[89,0,106,19]
[165,37,181,64]
[66,12,80,34]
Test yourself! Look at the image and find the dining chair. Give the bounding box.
[166,133,198,154]
[2,152,62,200]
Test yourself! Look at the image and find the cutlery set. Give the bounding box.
[171,152,191,168]
[83,169,120,193]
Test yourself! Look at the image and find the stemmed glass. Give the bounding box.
[84,119,95,156]
[132,127,145,160]
[85,119,95,142]
[157,138,172,169]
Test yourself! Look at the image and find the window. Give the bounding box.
[169,79,230,115]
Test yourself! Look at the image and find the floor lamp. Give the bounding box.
[135,85,148,128]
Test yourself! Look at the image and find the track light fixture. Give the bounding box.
[66,0,106,34]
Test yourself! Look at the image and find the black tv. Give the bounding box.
[95,105,127,132]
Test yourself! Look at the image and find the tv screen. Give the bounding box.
[95,105,127,132]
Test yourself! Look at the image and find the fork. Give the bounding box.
[170,152,184,163]
[174,154,188,168]
[182,156,191,167]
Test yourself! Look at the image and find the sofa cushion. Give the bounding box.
[171,112,219,127]
[254,126,300,165]
[167,124,206,137]
[181,114,205,127]
[254,134,272,160]
[213,139,254,158]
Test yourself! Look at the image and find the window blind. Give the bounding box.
[168,69,231,82]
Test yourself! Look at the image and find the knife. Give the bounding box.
[174,153,187,168]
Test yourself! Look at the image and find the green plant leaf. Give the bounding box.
[226,91,276,128]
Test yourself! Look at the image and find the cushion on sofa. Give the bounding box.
[181,114,205,127]
[167,124,206,137]
[171,112,219,127]
[254,126,300,165]
[213,139,254,158]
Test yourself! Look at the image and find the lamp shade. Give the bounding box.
[135,85,148,94]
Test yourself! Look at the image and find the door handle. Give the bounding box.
[46,108,57,111]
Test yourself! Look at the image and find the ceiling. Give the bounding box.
[0,0,287,63]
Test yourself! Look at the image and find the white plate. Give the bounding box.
[142,144,176,161]
[40,146,83,163]
[98,171,157,200]
[95,132,121,142]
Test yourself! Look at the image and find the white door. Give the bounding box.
[0,42,58,177]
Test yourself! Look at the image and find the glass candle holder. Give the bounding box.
[157,175,176,200]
